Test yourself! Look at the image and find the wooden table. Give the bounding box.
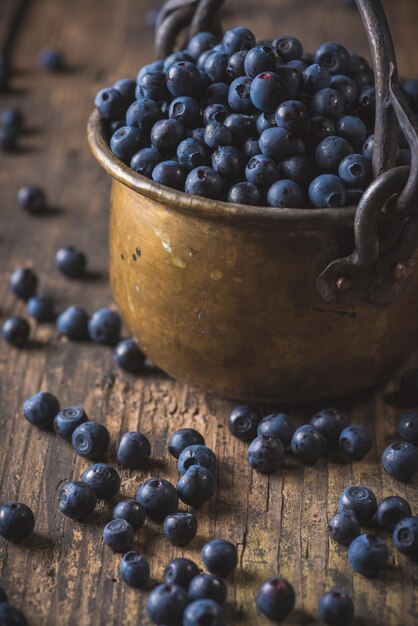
[1,0,418,624]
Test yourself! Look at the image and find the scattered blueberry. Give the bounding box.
[55,246,86,279]
[257,413,295,447]
[398,411,418,445]
[9,267,37,300]
[328,510,361,545]
[189,574,227,605]
[81,463,120,500]
[88,308,121,345]
[113,338,145,374]
[310,408,349,446]
[113,499,146,530]
[119,551,150,589]
[23,391,60,430]
[1,316,30,347]
[348,533,389,577]
[0,604,28,625]
[376,496,412,532]
[163,511,198,546]
[382,442,418,482]
[247,435,285,473]
[256,576,295,622]
[103,518,134,552]
[27,293,55,323]
[339,425,372,460]
[178,444,216,474]
[39,49,65,71]
[54,406,88,441]
[338,486,377,523]
[291,425,327,464]
[164,557,200,589]
[56,306,89,340]
[228,404,262,441]
[71,421,110,459]
[17,185,47,214]
[201,539,238,578]
[392,516,418,559]
[177,465,217,508]
[58,481,97,521]
[136,478,178,523]
[183,599,225,626]
[147,583,189,625]
[117,431,151,468]
[168,428,205,459]
[0,503,35,543]
[318,590,354,626]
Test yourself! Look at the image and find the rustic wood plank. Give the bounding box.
[1,0,418,624]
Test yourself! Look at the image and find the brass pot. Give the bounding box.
[87,0,418,402]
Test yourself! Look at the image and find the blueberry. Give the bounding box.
[0,503,34,543]
[287,59,307,73]
[202,83,229,107]
[113,338,145,374]
[201,539,238,578]
[177,465,217,508]
[178,444,216,474]
[136,478,178,523]
[244,45,277,78]
[211,146,244,183]
[398,411,418,445]
[0,604,28,625]
[126,99,162,133]
[167,97,200,129]
[338,153,371,188]
[228,181,261,205]
[267,179,305,208]
[23,391,60,430]
[9,267,37,300]
[103,519,134,552]
[147,583,189,626]
[275,100,310,133]
[168,428,205,459]
[151,119,185,156]
[189,574,227,604]
[0,585,6,603]
[81,463,121,500]
[58,481,97,520]
[110,125,144,162]
[330,74,358,108]
[310,408,349,446]
[1,108,22,134]
[203,121,233,150]
[303,64,331,94]
[243,137,260,159]
[336,116,367,150]
[117,431,151,468]
[137,61,165,82]
[163,51,194,72]
[348,533,389,577]
[250,72,286,112]
[152,160,186,190]
[0,125,18,151]
[39,48,64,71]
[56,306,89,341]
[273,36,303,62]
[95,87,127,121]
[55,246,86,278]
[248,435,285,473]
[204,53,230,84]
[187,32,218,60]
[27,293,55,323]
[311,88,344,119]
[224,113,256,146]
[228,404,261,441]
[228,76,256,114]
[354,86,376,125]
[314,42,350,75]
[177,138,208,170]
[227,50,247,79]
[119,551,150,588]
[280,155,314,188]
[203,104,230,125]
[256,577,295,622]
[54,406,88,440]
[197,49,216,71]
[308,116,336,148]
[185,167,223,199]
[276,65,302,100]
[164,558,200,589]
[222,27,256,55]
[113,499,146,530]
[309,174,346,208]
[382,441,418,482]
[318,590,354,626]
[338,486,377,523]
[163,511,198,546]
[130,147,161,177]
[183,599,225,626]
[291,425,327,464]
[1,316,30,347]
[257,413,296,447]
[88,308,121,345]
[259,126,298,161]
[328,510,361,545]
[362,134,374,160]
[393,517,418,559]
[113,78,136,102]
[71,421,110,459]
[137,71,169,101]
[339,425,372,460]
[376,496,412,532]
[245,155,279,189]
[166,61,201,97]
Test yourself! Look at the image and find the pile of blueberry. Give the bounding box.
[329,485,418,577]
[2,257,146,375]
[382,409,418,482]
[228,405,372,472]
[95,27,418,209]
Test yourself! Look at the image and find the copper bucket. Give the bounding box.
[88,0,418,402]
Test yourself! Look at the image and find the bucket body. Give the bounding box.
[109,178,418,402]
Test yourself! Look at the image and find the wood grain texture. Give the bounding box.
[0,0,418,624]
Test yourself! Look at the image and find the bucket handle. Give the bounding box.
[155,0,418,306]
